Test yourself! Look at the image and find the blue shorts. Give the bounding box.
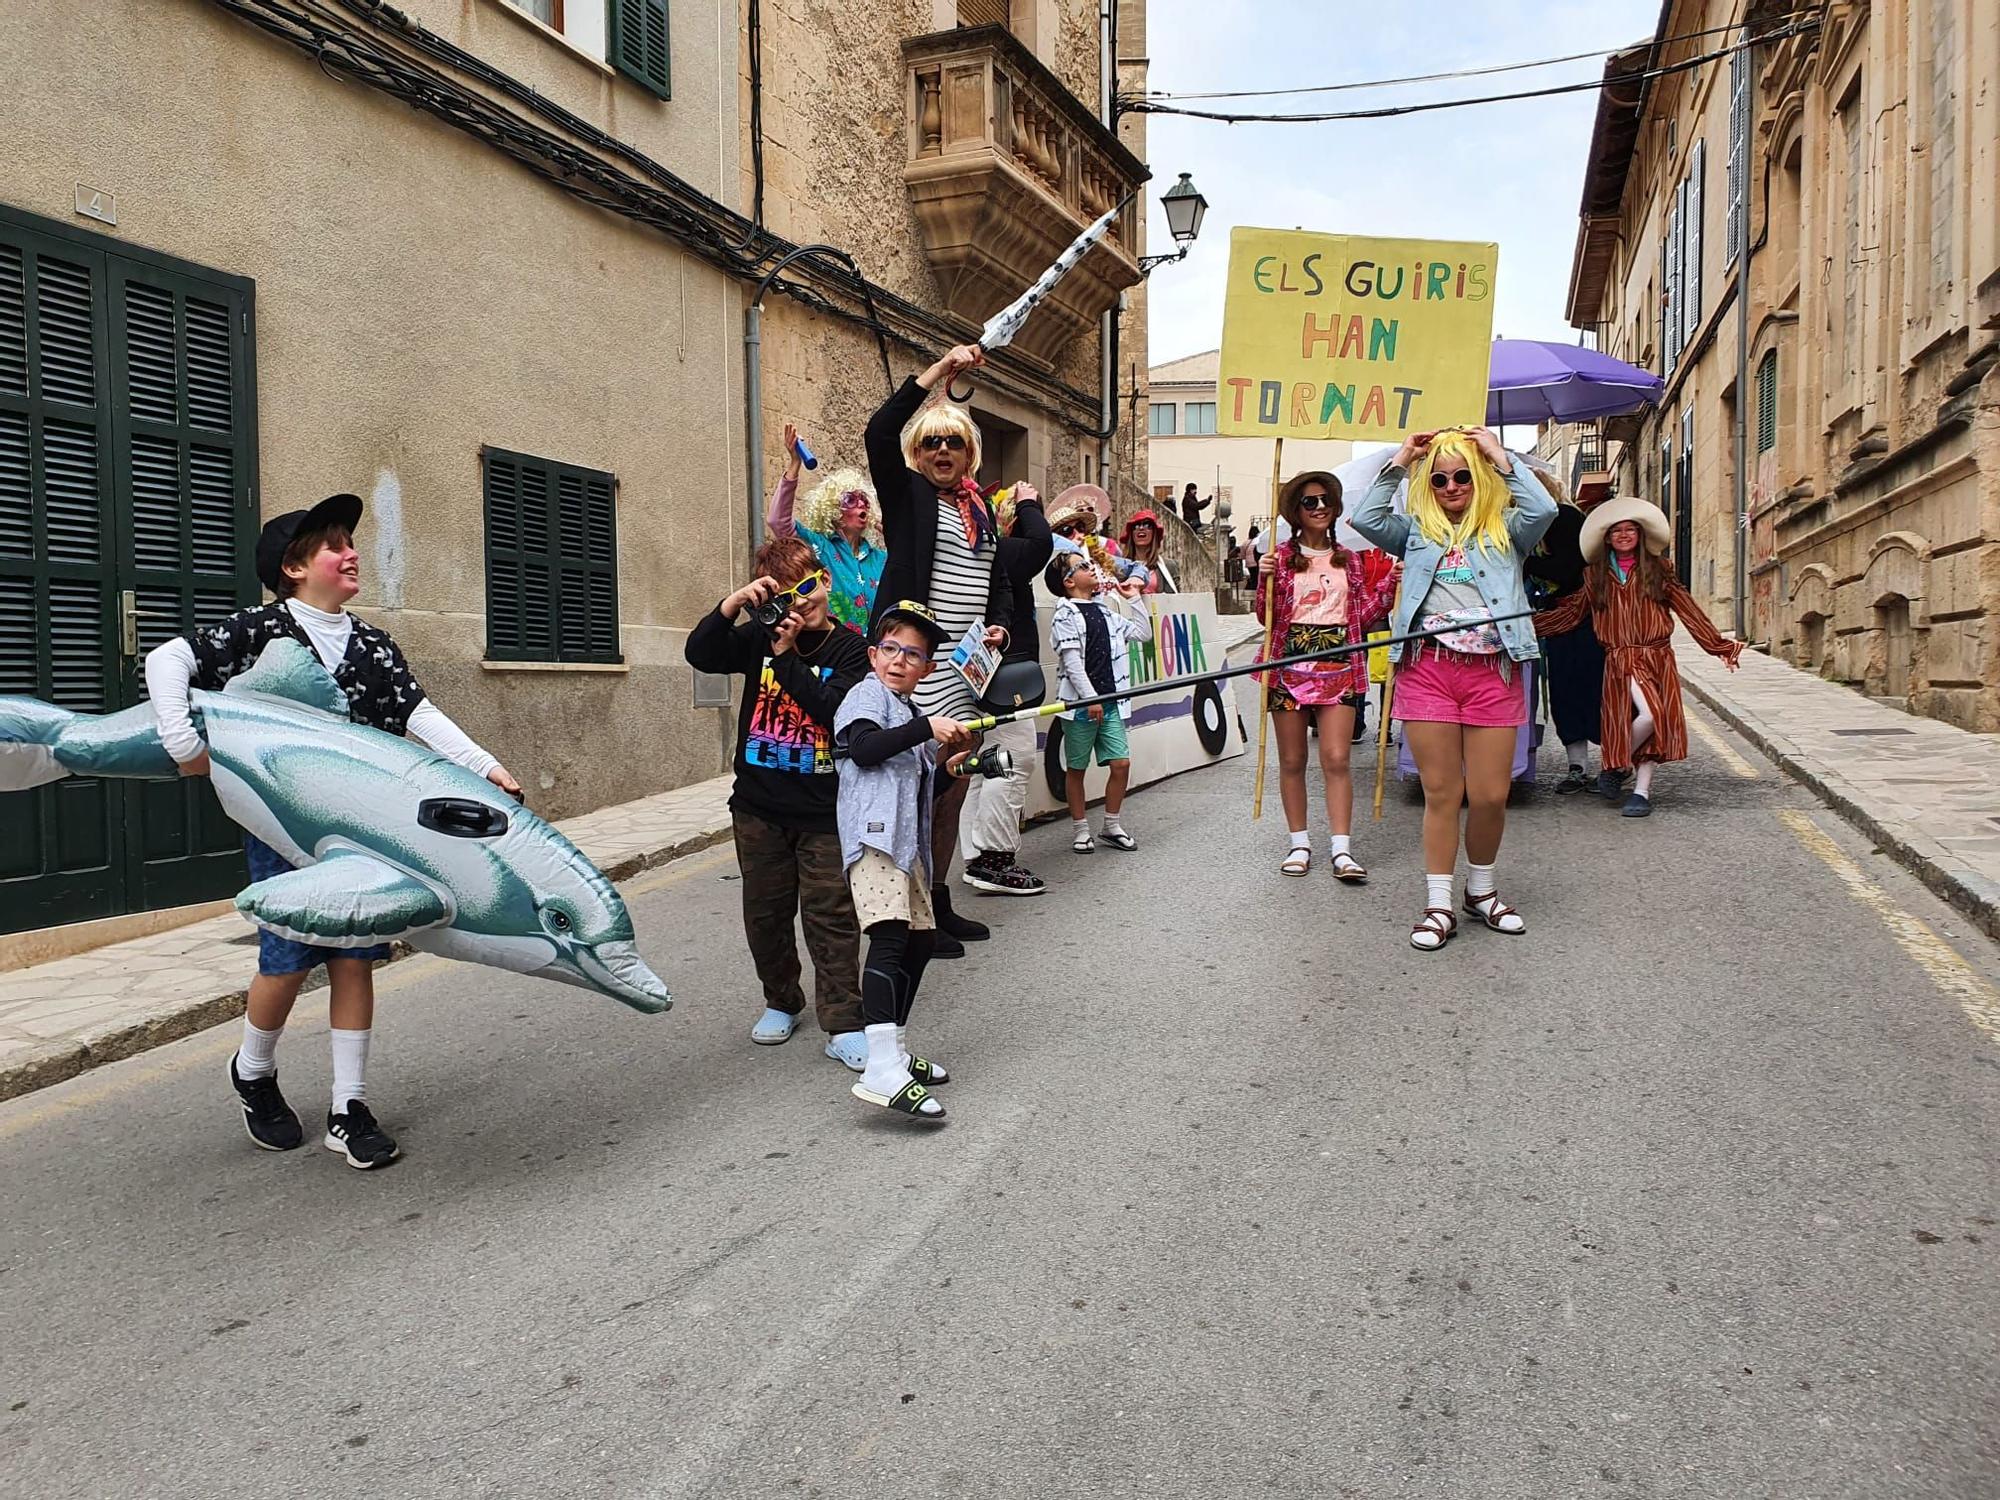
[243,836,393,977]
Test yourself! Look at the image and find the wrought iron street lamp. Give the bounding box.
[1138,173,1208,274]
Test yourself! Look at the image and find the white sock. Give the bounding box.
[1330,834,1352,858]
[1562,739,1589,769]
[1425,873,1454,910]
[1633,762,1656,796]
[1289,829,1311,851]
[1073,818,1091,839]
[860,1022,914,1095]
[1466,862,1498,901]
[237,1021,281,1080]
[896,1024,911,1065]
[1101,812,1125,835]
[329,1028,370,1113]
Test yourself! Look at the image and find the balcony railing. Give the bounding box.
[902,25,1147,364]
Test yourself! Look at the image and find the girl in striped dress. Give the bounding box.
[1532,496,1742,818]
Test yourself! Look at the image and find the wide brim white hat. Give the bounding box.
[1580,495,1670,561]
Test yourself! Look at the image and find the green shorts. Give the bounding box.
[1061,706,1129,770]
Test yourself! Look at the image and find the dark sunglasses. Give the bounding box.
[1055,521,1087,536]
[777,570,828,604]
[919,434,967,453]
[1296,493,1334,511]
[1429,469,1475,490]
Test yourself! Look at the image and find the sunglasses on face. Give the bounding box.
[1429,469,1475,490]
[919,434,967,453]
[873,641,931,664]
[1055,521,1088,537]
[1297,493,1334,511]
[777,570,829,605]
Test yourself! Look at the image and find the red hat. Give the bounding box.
[1121,509,1163,549]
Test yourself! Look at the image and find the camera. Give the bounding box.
[951,747,1015,780]
[751,596,791,628]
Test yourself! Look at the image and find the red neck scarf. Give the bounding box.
[938,478,994,552]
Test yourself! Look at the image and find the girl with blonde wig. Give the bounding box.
[1350,428,1557,953]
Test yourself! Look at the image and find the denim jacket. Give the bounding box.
[1348,462,1558,664]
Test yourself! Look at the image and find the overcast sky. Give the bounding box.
[1141,0,1662,367]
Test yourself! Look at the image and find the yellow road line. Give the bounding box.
[0,845,726,1137]
[1687,710,1759,780]
[1777,809,2000,1048]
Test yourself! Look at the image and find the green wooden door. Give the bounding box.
[0,207,257,936]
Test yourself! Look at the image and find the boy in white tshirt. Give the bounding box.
[143,493,516,1169]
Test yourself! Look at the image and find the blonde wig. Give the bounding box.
[900,398,983,477]
[798,467,881,544]
[1406,430,1514,558]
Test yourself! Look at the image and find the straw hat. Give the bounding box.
[1046,483,1111,534]
[1580,495,1670,561]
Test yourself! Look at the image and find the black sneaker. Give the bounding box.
[324,1101,400,1170]
[230,1054,303,1152]
[1554,765,1592,794]
[1596,769,1628,801]
[962,851,1046,896]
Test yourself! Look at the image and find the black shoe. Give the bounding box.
[324,1101,400,1170]
[932,883,989,941]
[931,929,967,960]
[1621,792,1653,818]
[1596,770,1627,801]
[230,1054,303,1152]
[1352,705,1369,742]
[1554,765,1592,795]
[962,851,1046,896]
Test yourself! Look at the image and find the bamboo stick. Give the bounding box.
[1251,439,1283,819]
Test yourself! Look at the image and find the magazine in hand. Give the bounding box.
[949,619,1000,699]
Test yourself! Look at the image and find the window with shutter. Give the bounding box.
[1675,406,1695,585]
[1755,350,1778,454]
[1658,233,1672,375]
[0,206,256,932]
[484,447,621,664]
[1726,48,1748,267]
[1683,141,1704,336]
[610,0,670,99]
[958,0,1009,24]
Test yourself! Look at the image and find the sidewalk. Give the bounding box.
[1677,642,2000,942]
[0,775,736,1104]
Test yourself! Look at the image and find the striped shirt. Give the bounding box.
[913,500,990,718]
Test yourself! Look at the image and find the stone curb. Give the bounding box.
[1681,675,2000,945]
[0,826,737,1107]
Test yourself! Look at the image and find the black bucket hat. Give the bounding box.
[255,493,363,594]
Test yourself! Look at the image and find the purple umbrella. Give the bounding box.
[1485,339,1665,427]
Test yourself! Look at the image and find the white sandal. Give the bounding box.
[1280,848,1311,877]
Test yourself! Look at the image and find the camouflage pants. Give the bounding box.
[732,810,863,1034]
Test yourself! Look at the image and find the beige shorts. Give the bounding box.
[848,848,934,932]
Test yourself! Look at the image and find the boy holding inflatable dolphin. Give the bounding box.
[144,494,517,1170]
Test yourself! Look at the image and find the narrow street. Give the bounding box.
[3,703,1996,1499]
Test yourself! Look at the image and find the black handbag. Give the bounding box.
[978,658,1047,713]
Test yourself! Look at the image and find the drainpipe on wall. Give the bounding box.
[1097,0,1117,493]
[1731,28,1755,641]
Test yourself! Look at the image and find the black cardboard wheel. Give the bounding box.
[1194,681,1229,754]
[1043,730,1067,799]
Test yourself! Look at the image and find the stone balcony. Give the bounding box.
[902,25,1147,365]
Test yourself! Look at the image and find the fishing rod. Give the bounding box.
[959,611,1536,732]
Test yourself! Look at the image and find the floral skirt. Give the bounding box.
[1266,623,1365,711]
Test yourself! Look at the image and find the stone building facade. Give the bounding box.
[1567,0,2000,731]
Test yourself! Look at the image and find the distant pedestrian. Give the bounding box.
[684,534,872,1065]
[1047,550,1149,853]
[1254,471,1398,880]
[1180,482,1211,533]
[1533,497,1742,817]
[1120,509,1177,594]
[1350,428,1557,953]
[834,602,972,1118]
[1522,473,1605,793]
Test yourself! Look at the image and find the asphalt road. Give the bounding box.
[3,701,1997,1499]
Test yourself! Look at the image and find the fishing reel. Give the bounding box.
[950,746,1015,781]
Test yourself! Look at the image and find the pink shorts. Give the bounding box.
[1394,646,1527,728]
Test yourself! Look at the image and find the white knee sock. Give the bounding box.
[237,1021,281,1080]
[329,1028,370,1113]
[861,1022,913,1093]
[1466,863,1498,901]
[1633,762,1656,796]
[1425,873,1454,910]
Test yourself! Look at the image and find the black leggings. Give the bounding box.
[860,919,936,1028]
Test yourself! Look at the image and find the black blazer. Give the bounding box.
[864,378,1052,647]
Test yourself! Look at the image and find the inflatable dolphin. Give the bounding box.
[0,642,669,1014]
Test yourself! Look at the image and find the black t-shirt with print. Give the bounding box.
[185,601,426,735]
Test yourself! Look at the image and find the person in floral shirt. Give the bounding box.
[764,422,883,633]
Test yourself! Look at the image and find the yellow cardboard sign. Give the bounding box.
[1216,227,1498,441]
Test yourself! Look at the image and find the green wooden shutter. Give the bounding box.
[109,259,258,913]
[610,0,670,99]
[0,223,121,931]
[484,447,620,664]
[1755,350,1778,455]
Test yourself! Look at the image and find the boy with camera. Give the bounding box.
[1045,549,1149,854]
[833,601,973,1119]
[684,536,872,1064]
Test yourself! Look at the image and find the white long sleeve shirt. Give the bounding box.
[142,599,500,778]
